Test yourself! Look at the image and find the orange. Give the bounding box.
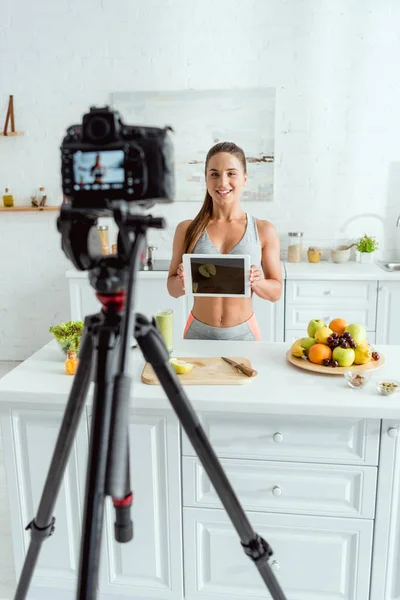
[308,344,332,365]
[329,318,348,336]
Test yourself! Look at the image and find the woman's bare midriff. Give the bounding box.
[191,297,253,328]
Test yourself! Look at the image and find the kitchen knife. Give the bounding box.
[221,357,258,378]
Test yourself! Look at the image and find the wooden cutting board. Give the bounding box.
[141,357,256,385]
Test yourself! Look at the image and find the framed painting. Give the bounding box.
[110,88,275,202]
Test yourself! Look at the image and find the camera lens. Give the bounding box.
[86,116,111,142]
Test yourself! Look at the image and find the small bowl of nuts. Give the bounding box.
[376,380,400,396]
[344,370,371,389]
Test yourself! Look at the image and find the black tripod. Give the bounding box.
[13,204,287,600]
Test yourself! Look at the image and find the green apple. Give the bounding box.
[300,337,317,354]
[345,324,367,345]
[314,327,333,345]
[307,319,327,338]
[332,346,356,367]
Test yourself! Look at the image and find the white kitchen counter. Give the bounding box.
[66,267,169,279]
[1,339,400,419]
[2,340,400,600]
[67,259,400,282]
[284,260,400,280]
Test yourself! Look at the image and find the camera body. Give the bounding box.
[61,106,174,213]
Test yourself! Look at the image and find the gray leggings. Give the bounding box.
[184,313,260,341]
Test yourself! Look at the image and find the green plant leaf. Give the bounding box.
[355,234,379,253]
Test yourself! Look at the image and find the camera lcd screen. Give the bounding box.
[183,254,251,298]
[72,150,125,191]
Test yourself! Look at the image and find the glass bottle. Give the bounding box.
[3,188,14,207]
[97,225,110,255]
[65,350,79,375]
[307,246,321,263]
[287,232,303,263]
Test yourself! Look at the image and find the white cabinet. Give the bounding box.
[182,456,377,519]
[183,507,373,600]
[376,282,400,345]
[0,406,88,591]
[285,280,378,339]
[182,413,381,465]
[252,294,284,342]
[370,420,400,600]
[99,409,183,600]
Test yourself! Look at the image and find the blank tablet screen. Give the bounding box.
[189,256,247,295]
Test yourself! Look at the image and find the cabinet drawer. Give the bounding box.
[285,280,377,331]
[286,280,377,304]
[182,457,377,518]
[183,508,373,600]
[181,414,380,465]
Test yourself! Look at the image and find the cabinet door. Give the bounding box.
[135,278,187,348]
[99,409,183,599]
[370,420,400,600]
[183,507,373,600]
[376,282,400,344]
[1,407,88,591]
[285,280,377,332]
[252,294,285,342]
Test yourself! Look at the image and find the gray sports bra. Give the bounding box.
[192,213,262,266]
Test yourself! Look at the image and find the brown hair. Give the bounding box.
[183,142,247,254]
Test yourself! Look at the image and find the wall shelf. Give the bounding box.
[0,206,60,212]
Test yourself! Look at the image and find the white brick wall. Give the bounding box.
[1,0,400,359]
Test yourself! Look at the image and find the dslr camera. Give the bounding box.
[61,106,174,213]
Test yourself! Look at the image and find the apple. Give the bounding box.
[314,327,334,345]
[344,324,367,345]
[301,337,317,354]
[307,319,327,338]
[332,346,355,367]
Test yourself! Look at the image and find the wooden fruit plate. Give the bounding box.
[286,349,385,375]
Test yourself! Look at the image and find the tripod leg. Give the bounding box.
[135,315,287,600]
[111,457,133,543]
[14,329,94,600]
[77,324,118,600]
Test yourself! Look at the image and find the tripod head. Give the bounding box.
[57,200,166,298]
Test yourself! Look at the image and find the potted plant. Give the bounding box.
[355,234,379,264]
[49,321,84,357]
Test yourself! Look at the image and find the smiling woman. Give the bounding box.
[167,141,282,341]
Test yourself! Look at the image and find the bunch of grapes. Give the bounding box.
[322,358,339,368]
[327,331,356,350]
[339,332,357,349]
[372,351,380,361]
[326,333,340,348]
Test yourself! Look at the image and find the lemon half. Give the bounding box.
[199,263,217,278]
[169,358,194,375]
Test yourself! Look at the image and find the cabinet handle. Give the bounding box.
[272,485,282,496]
[273,432,283,443]
[271,560,280,571]
[387,427,399,438]
[379,285,386,292]
[324,290,333,295]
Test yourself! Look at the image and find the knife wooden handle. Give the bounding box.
[237,363,258,377]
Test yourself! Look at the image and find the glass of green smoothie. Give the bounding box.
[155,309,174,353]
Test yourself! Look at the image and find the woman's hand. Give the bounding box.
[250,264,264,295]
[177,263,185,291]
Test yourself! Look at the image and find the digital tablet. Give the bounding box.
[183,254,251,298]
